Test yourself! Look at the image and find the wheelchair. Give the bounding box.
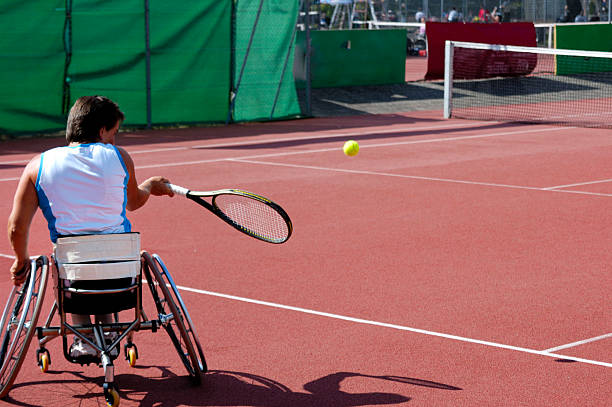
[0,233,207,406]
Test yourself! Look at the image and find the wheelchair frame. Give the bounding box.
[0,251,207,406]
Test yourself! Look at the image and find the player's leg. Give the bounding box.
[68,313,96,358]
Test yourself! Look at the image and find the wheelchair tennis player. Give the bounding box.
[4,96,206,406]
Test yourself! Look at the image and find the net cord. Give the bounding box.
[449,41,612,59]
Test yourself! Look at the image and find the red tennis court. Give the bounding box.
[0,110,610,406]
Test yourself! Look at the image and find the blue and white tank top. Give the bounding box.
[36,143,131,243]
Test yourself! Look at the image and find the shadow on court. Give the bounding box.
[0,113,429,158]
[198,120,526,151]
[7,369,461,406]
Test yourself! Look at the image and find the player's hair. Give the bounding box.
[66,96,125,143]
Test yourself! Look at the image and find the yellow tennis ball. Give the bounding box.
[343,140,359,156]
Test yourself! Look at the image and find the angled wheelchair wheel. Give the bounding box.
[0,256,49,398]
[141,252,203,384]
[151,254,207,374]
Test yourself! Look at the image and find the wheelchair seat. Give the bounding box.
[54,233,141,315]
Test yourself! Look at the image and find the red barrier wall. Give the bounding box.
[425,22,536,80]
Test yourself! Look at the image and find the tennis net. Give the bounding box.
[443,41,612,128]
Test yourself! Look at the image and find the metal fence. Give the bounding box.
[314,0,610,24]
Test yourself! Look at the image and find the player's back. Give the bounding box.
[36,143,131,242]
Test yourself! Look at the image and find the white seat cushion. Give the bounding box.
[55,233,141,281]
[58,260,140,280]
[55,233,140,263]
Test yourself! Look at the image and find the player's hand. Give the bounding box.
[10,259,30,286]
[145,177,175,197]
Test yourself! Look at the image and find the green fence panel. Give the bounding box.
[555,24,612,75]
[296,29,406,88]
[67,0,147,125]
[1,0,299,135]
[233,0,301,122]
[0,1,65,134]
[150,1,231,124]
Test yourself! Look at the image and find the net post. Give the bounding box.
[548,24,553,49]
[443,40,454,119]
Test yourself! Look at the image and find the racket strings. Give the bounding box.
[215,195,289,242]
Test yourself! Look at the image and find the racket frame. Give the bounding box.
[169,185,292,244]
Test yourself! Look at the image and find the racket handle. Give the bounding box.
[168,183,189,197]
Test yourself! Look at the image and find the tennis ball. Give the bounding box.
[343,140,359,157]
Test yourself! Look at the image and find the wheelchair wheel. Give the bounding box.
[0,256,49,398]
[141,252,203,384]
[151,254,207,374]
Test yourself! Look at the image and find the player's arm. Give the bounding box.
[116,146,174,211]
[7,157,40,285]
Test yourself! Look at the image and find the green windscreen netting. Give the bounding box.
[67,0,231,126]
[150,1,231,124]
[231,0,301,122]
[0,1,65,134]
[0,0,302,136]
[67,0,148,125]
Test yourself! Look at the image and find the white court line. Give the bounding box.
[0,125,583,185]
[133,125,569,170]
[0,159,29,165]
[0,121,481,164]
[543,333,612,353]
[129,121,482,154]
[0,250,608,367]
[0,123,564,169]
[231,159,612,197]
[175,284,611,368]
[543,178,612,190]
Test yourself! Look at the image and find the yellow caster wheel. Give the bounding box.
[124,343,138,368]
[37,348,50,373]
[105,386,120,407]
[127,348,137,367]
[40,353,49,373]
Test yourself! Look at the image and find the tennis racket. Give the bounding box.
[168,184,292,244]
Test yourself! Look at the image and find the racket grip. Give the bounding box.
[168,183,189,197]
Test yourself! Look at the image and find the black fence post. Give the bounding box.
[305,0,312,117]
[144,0,152,128]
